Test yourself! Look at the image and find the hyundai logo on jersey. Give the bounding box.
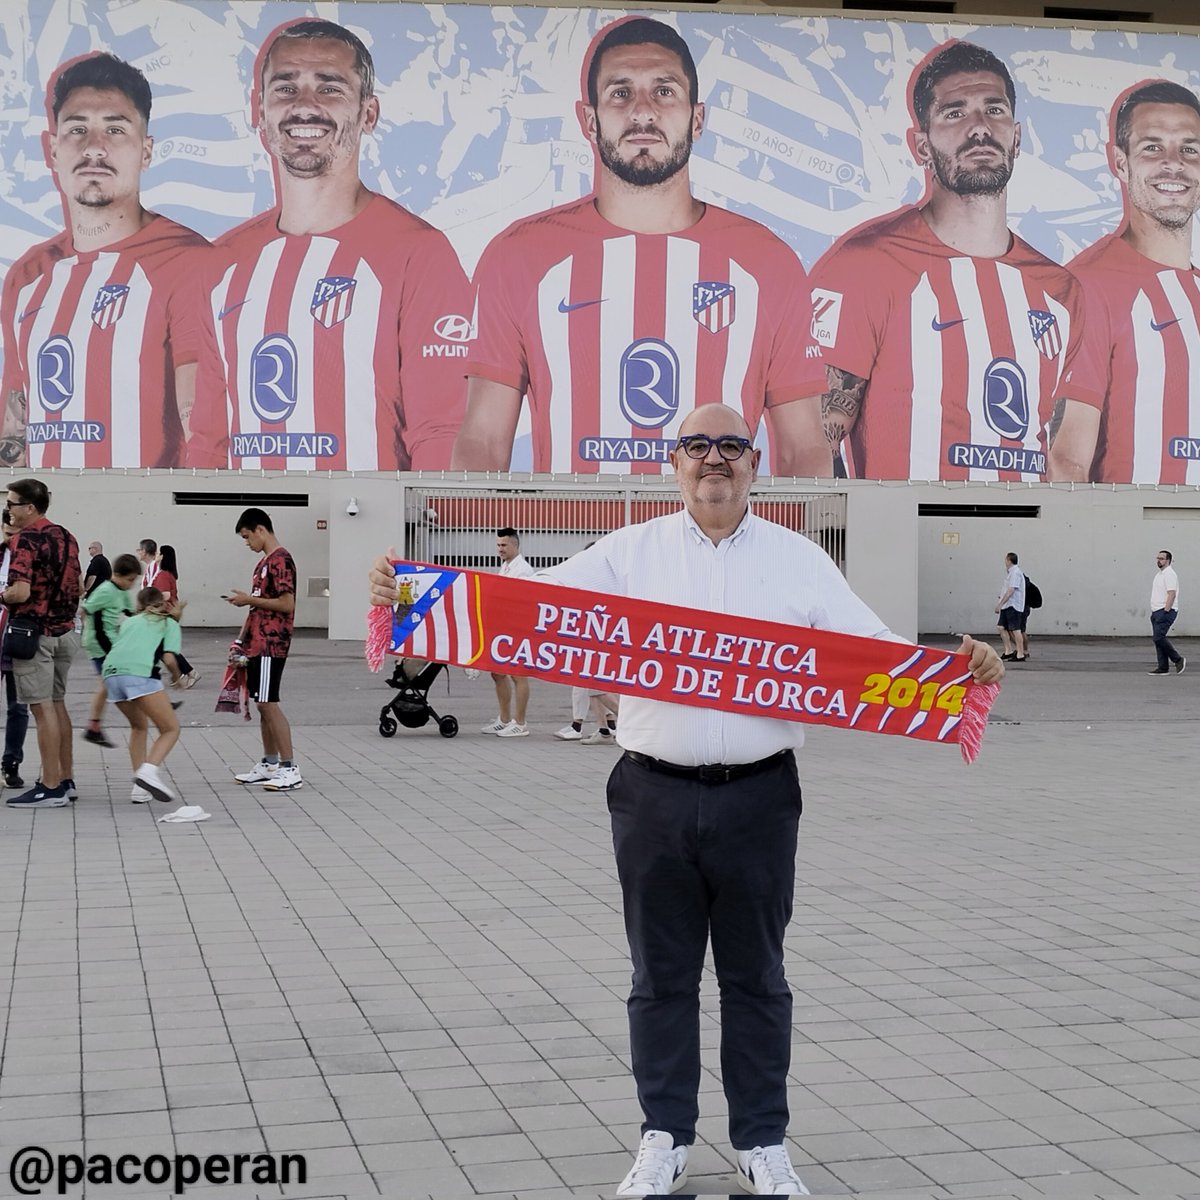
[692,282,736,334]
[982,357,1029,441]
[249,334,299,423]
[310,276,356,329]
[36,335,74,413]
[619,338,679,429]
[91,283,130,330]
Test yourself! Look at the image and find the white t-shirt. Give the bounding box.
[500,553,535,580]
[1001,565,1025,613]
[1152,565,1180,612]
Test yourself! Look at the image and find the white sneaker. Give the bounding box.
[480,717,509,735]
[131,783,149,804]
[553,724,584,741]
[615,1131,688,1198]
[235,761,278,784]
[262,765,303,791]
[581,728,617,745]
[736,1144,809,1195]
[133,762,178,804]
[496,722,529,738]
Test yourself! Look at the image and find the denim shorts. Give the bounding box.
[104,674,164,703]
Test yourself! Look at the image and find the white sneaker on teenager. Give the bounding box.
[235,761,278,784]
[736,1143,809,1195]
[480,717,509,735]
[496,722,529,738]
[615,1130,688,1197]
[262,765,303,791]
[133,762,177,804]
[553,724,584,741]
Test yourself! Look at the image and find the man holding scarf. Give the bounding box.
[370,403,1003,1195]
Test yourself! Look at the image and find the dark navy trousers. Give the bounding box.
[606,752,801,1150]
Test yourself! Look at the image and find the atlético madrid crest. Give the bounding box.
[91,283,129,329]
[1027,309,1061,359]
[310,276,357,329]
[693,281,736,334]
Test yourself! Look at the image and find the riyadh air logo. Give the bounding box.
[36,336,74,413]
[249,334,298,423]
[982,357,1029,441]
[310,276,356,329]
[619,339,679,429]
[91,284,129,330]
[692,282,736,334]
[1028,309,1061,359]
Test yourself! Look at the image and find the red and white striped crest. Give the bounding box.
[1027,309,1061,359]
[310,276,357,329]
[692,281,736,334]
[91,284,129,330]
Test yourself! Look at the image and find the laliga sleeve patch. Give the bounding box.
[810,289,844,349]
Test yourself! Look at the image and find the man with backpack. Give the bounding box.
[996,551,1028,663]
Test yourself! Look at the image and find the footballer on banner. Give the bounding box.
[453,16,830,477]
[186,19,473,471]
[1048,81,1200,484]
[809,40,1085,483]
[0,53,209,469]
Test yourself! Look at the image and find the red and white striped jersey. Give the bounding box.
[0,216,209,468]
[809,207,1084,482]
[465,197,827,474]
[187,194,472,471]
[1056,234,1200,484]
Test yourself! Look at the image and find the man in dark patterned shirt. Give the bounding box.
[2,477,82,808]
[227,508,300,791]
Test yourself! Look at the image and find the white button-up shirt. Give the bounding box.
[545,507,900,765]
[500,553,535,580]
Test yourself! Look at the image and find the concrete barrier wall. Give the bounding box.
[22,472,1200,642]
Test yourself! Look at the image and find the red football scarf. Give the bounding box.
[366,561,1000,763]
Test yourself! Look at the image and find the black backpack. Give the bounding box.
[1025,578,1043,610]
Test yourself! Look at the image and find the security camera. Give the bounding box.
[346,497,359,517]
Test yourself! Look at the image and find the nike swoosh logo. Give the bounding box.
[558,298,605,313]
[219,300,248,320]
[932,316,966,331]
[18,306,42,323]
[1151,317,1181,332]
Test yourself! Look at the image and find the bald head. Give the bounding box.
[679,403,752,440]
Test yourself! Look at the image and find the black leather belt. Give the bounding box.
[623,749,792,785]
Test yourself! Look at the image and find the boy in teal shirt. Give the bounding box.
[82,553,141,747]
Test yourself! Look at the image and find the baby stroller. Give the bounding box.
[378,658,459,739]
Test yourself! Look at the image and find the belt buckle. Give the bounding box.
[698,764,733,784]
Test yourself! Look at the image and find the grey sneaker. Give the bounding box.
[1175,657,1187,674]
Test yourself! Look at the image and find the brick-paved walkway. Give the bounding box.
[1,633,1198,1199]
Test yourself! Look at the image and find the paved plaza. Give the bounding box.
[1,631,1199,1199]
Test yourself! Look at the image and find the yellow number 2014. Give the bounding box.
[860,674,965,715]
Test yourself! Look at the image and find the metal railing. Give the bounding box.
[400,479,847,572]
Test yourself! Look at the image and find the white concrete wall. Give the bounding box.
[20,472,1200,641]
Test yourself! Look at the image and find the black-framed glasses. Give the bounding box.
[3,500,31,511]
[676,434,753,461]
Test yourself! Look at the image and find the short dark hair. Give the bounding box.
[1114,80,1200,152]
[1160,549,1174,563]
[137,586,164,611]
[112,553,140,577]
[911,41,1016,133]
[261,19,375,103]
[496,527,519,542]
[139,538,157,556]
[236,507,273,535]
[1006,552,1019,565]
[586,17,698,108]
[52,53,152,126]
[8,478,51,515]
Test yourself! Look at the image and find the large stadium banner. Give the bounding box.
[2,2,1199,483]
